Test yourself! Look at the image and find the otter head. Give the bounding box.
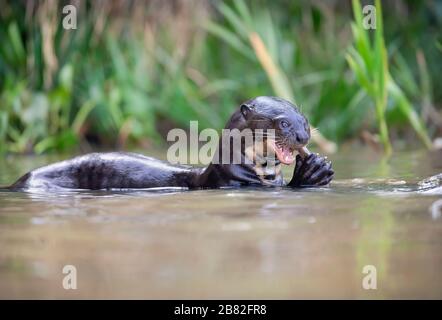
[226,96,310,165]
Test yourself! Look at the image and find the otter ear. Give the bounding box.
[240,104,252,119]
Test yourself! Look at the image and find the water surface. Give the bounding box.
[0,148,441,299]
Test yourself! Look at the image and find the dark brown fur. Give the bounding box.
[8,97,333,191]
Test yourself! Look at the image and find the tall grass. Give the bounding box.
[0,1,227,153]
[0,0,439,155]
[205,0,337,153]
[347,0,432,154]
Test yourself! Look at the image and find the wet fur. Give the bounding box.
[9,96,334,191]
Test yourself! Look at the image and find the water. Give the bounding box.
[0,148,441,299]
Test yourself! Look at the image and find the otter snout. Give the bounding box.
[294,131,309,145]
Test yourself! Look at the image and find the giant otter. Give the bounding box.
[8,96,334,191]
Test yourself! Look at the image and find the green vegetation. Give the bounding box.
[0,0,441,155]
[347,0,432,155]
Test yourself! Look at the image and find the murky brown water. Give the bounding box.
[0,147,441,299]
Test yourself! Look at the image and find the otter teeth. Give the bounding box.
[272,143,295,165]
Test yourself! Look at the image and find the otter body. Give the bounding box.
[8,97,334,191]
[10,152,279,190]
[10,152,200,190]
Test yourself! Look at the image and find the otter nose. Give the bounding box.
[295,131,309,145]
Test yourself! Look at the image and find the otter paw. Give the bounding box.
[288,153,334,187]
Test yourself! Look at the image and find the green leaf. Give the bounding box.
[217,1,250,39]
[8,22,26,63]
[204,21,255,60]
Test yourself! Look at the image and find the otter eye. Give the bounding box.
[280,120,289,128]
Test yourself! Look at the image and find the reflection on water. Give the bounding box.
[0,148,441,299]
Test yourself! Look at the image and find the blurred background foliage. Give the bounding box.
[0,0,441,154]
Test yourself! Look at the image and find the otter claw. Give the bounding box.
[288,153,334,188]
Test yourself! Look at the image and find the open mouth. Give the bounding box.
[268,140,297,165]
